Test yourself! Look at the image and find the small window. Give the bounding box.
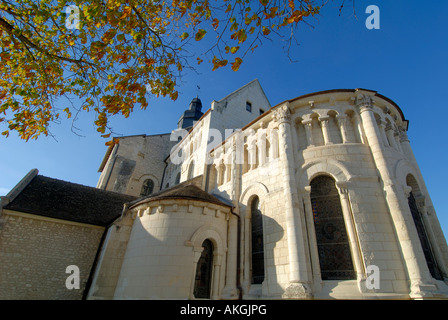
[259,109,265,115]
[246,102,252,112]
[140,179,154,196]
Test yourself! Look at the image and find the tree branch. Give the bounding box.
[0,17,96,67]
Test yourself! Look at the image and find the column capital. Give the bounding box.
[302,185,312,194]
[403,185,412,198]
[318,116,330,126]
[302,119,313,126]
[355,94,374,112]
[274,103,291,124]
[336,182,350,198]
[398,126,410,142]
[336,114,348,123]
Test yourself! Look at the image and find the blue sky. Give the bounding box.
[1,1,448,237]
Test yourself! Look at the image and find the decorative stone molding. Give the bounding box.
[282,282,313,299]
[273,103,291,124]
[398,126,410,143]
[355,94,373,112]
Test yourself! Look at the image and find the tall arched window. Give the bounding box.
[407,175,442,280]
[188,161,195,180]
[310,175,355,280]
[251,196,265,284]
[175,172,181,185]
[194,239,214,299]
[140,179,154,196]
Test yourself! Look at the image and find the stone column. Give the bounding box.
[376,118,389,147]
[399,127,448,279]
[222,138,240,299]
[336,182,366,288]
[337,115,352,144]
[222,214,239,299]
[258,128,267,166]
[302,119,314,148]
[355,91,436,298]
[211,254,222,300]
[275,103,312,299]
[189,247,204,299]
[247,136,257,170]
[301,186,322,291]
[319,116,333,145]
[385,123,399,149]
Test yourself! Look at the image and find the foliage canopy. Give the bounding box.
[0,0,337,141]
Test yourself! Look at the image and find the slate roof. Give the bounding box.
[3,175,137,226]
[129,182,232,209]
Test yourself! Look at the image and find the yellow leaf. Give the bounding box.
[231,57,243,71]
[195,29,207,41]
[230,46,239,54]
[180,32,189,40]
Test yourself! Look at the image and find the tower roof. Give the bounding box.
[177,96,204,130]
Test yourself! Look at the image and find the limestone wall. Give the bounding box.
[0,210,104,299]
[112,199,231,299]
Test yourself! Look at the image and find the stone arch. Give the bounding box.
[406,174,423,198]
[189,224,227,256]
[137,173,159,186]
[297,159,352,188]
[240,182,269,213]
[394,159,423,192]
[137,173,160,194]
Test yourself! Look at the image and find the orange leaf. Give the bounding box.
[231,57,243,71]
[262,26,271,36]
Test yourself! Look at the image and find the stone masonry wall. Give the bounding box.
[0,210,104,299]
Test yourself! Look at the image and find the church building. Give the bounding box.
[1,79,448,299]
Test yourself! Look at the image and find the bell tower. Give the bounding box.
[177,97,204,130]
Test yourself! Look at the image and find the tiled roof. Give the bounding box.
[129,181,232,209]
[3,175,137,226]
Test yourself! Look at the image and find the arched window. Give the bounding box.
[175,172,181,185]
[188,161,195,180]
[251,196,265,284]
[140,179,154,196]
[407,175,442,280]
[194,239,214,299]
[310,175,355,280]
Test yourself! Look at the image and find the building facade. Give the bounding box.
[1,80,448,299]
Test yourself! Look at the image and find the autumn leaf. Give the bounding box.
[195,29,207,41]
[262,26,271,36]
[180,32,189,40]
[231,57,243,71]
[0,0,325,140]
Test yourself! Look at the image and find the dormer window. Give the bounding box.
[246,101,252,112]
